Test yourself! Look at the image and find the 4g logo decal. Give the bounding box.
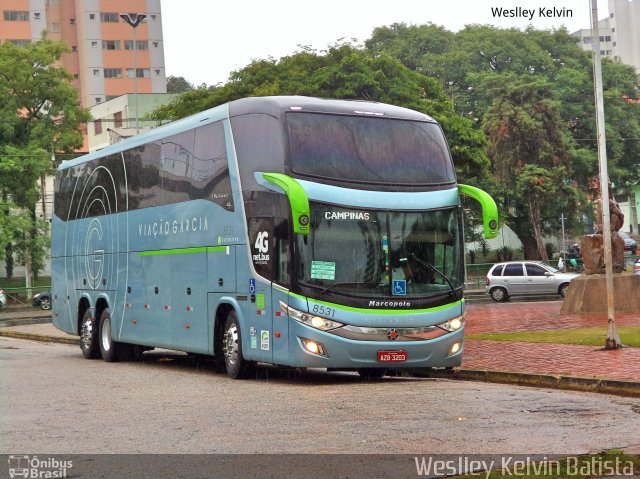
[253,231,270,264]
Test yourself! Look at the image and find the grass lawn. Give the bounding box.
[467,326,640,348]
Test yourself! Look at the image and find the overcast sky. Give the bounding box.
[160,0,609,86]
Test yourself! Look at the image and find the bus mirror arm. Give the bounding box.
[458,184,499,239]
[261,173,310,236]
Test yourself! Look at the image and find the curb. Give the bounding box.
[425,368,640,398]
[2,329,639,397]
[0,329,79,345]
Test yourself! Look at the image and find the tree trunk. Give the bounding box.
[529,197,549,263]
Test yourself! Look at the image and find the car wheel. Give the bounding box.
[222,310,251,379]
[358,368,386,379]
[80,309,100,359]
[490,287,508,302]
[559,283,570,298]
[98,308,123,362]
[39,296,51,310]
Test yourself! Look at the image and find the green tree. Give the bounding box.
[0,36,89,279]
[166,75,195,94]
[366,23,640,248]
[482,74,578,260]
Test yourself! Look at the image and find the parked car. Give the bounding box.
[485,261,580,302]
[619,232,637,252]
[0,288,6,309]
[635,258,640,276]
[32,291,51,310]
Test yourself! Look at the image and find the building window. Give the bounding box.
[95,97,102,104]
[582,36,591,43]
[73,73,79,79]
[91,41,98,48]
[89,13,95,20]
[126,68,150,78]
[34,12,41,19]
[154,69,161,76]
[102,40,121,50]
[3,11,30,21]
[114,112,123,128]
[71,45,77,52]
[94,119,102,134]
[104,68,122,78]
[9,39,31,47]
[100,12,119,23]
[93,69,100,76]
[124,40,148,50]
[153,41,159,47]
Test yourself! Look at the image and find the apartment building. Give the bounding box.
[573,0,640,71]
[0,0,167,109]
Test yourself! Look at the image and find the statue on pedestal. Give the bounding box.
[582,177,625,274]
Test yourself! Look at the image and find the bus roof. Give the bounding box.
[58,96,437,171]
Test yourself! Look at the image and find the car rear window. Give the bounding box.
[491,264,505,276]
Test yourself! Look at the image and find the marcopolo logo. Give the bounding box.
[8,455,73,478]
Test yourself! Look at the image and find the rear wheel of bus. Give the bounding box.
[80,309,100,359]
[222,310,251,379]
[99,308,123,362]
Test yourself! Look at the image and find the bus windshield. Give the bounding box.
[286,112,455,185]
[296,204,464,299]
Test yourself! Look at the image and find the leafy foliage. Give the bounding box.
[0,36,89,273]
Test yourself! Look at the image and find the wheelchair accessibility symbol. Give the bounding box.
[392,279,407,296]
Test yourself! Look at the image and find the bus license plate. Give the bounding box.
[377,350,407,362]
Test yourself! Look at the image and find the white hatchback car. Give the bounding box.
[0,288,6,309]
[485,261,580,301]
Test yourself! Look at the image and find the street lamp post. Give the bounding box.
[120,13,147,134]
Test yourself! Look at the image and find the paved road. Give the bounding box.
[2,337,639,456]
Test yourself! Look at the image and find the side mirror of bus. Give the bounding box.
[458,184,499,239]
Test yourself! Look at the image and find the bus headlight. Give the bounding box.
[439,315,465,332]
[279,301,344,331]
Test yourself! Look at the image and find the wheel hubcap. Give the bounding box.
[81,319,94,350]
[223,323,239,366]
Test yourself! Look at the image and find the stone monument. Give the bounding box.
[561,177,640,314]
[580,177,625,274]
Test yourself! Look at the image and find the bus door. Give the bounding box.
[247,217,276,363]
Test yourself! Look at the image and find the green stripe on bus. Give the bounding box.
[139,246,227,257]
[287,291,464,315]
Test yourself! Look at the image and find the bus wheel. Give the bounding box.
[222,310,250,379]
[358,368,386,379]
[80,309,100,359]
[98,308,121,362]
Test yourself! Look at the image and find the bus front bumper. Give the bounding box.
[287,321,464,370]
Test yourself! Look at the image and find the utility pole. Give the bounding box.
[590,0,621,349]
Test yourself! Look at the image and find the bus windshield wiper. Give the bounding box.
[316,282,380,297]
[410,254,459,299]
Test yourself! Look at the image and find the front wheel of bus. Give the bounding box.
[99,308,121,362]
[80,309,100,359]
[222,311,250,379]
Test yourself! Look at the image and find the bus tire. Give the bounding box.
[222,310,250,379]
[80,309,100,359]
[98,308,122,362]
[358,368,386,379]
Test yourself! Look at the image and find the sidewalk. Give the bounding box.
[1,301,639,395]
